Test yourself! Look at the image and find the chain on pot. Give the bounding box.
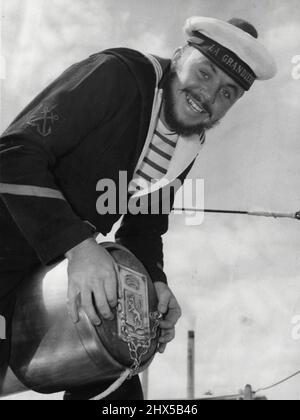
[119,311,162,378]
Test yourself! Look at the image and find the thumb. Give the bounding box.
[158,291,170,315]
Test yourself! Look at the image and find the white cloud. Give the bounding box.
[127,31,171,56]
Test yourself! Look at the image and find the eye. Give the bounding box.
[221,88,231,100]
[200,71,209,80]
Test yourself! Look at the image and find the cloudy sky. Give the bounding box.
[1,0,300,400]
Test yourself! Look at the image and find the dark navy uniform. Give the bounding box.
[0,48,197,398]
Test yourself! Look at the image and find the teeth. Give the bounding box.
[186,94,204,114]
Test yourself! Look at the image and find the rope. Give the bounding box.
[89,369,132,401]
[198,393,243,400]
[198,369,300,400]
[255,369,300,394]
[90,367,300,401]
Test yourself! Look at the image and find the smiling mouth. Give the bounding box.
[185,93,208,115]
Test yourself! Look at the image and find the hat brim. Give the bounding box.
[184,16,277,80]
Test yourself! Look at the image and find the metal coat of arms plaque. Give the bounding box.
[117,264,150,342]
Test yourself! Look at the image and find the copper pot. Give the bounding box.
[1,243,159,396]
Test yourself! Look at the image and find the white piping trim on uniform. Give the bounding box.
[130,89,163,180]
[129,54,164,179]
[146,54,163,85]
[0,183,66,200]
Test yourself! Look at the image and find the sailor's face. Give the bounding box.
[162,46,245,135]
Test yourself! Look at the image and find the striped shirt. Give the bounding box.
[129,119,179,194]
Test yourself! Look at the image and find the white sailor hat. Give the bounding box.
[183,16,277,91]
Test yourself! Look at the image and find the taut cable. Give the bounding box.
[172,208,300,221]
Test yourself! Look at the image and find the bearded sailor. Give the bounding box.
[0,16,276,399]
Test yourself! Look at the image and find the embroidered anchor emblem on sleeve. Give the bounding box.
[27,105,62,137]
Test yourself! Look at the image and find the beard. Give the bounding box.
[161,69,220,137]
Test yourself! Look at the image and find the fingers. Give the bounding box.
[156,293,180,354]
[157,327,175,354]
[159,327,175,344]
[159,308,181,329]
[159,297,182,329]
[154,285,181,355]
[103,272,118,309]
[158,290,170,315]
[94,270,117,319]
[158,343,167,354]
[68,285,115,326]
[67,290,79,324]
[81,290,102,326]
[91,284,114,322]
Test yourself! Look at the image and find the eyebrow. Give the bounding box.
[208,61,217,75]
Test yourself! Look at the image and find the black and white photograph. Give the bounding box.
[0,0,300,403]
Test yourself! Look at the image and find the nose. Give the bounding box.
[200,86,218,105]
[199,73,224,106]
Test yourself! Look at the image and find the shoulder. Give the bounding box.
[56,51,139,101]
[67,51,133,81]
[101,48,158,86]
[101,48,171,88]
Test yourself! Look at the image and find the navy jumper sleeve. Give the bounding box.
[0,54,129,264]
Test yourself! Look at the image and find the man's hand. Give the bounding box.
[154,282,182,354]
[66,239,117,326]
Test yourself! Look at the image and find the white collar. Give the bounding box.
[131,54,205,199]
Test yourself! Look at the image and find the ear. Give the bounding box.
[171,46,184,68]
